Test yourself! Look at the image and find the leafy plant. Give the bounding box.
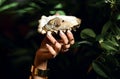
[72,0,120,79]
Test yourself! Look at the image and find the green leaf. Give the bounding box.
[70,42,81,49]
[49,10,56,14]
[49,10,66,15]
[71,41,92,49]
[92,61,109,78]
[108,37,119,47]
[56,10,66,15]
[100,42,117,51]
[29,2,41,9]
[15,7,34,14]
[101,21,112,35]
[80,28,96,39]
[54,3,63,9]
[0,2,18,12]
[116,13,120,20]
[110,24,120,36]
[116,35,120,40]
[0,0,6,6]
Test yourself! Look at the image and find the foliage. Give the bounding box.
[72,0,120,79]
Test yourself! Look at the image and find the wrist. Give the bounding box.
[31,65,49,79]
[35,61,47,70]
[34,48,48,68]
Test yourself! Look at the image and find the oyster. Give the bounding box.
[38,15,81,34]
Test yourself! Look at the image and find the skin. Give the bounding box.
[33,30,75,79]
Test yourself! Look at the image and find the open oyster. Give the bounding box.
[38,15,81,34]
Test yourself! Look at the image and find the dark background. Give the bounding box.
[0,0,120,79]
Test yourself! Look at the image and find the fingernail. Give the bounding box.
[60,30,64,35]
[47,31,51,37]
[67,30,71,33]
[46,44,50,47]
[46,44,57,58]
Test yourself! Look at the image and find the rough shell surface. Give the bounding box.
[38,15,81,34]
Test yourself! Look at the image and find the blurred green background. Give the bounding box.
[0,0,120,79]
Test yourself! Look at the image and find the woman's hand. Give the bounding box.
[34,30,75,67]
[32,30,75,79]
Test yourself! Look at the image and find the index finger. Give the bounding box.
[46,31,62,52]
[47,31,57,44]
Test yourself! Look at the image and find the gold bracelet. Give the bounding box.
[30,65,49,78]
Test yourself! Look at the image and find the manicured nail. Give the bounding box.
[67,30,71,34]
[46,44,50,47]
[46,44,57,58]
[47,31,51,37]
[60,30,64,35]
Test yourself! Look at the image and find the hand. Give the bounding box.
[34,30,75,67]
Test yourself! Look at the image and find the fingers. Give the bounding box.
[59,30,70,51]
[59,30,75,52]
[47,31,57,44]
[35,44,58,61]
[46,44,57,58]
[66,30,75,45]
[59,30,69,45]
[47,32,62,52]
[45,30,75,56]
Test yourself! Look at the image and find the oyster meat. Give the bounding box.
[38,15,81,34]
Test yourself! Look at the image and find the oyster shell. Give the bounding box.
[38,15,81,34]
